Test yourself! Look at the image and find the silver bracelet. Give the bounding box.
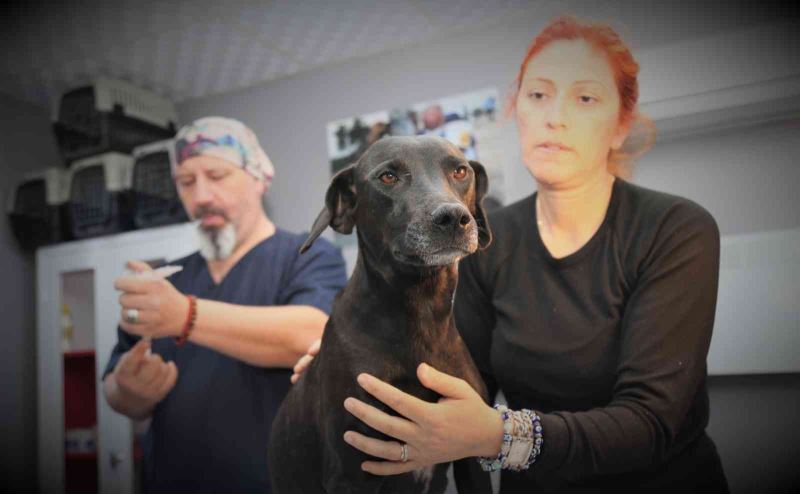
[477,405,543,472]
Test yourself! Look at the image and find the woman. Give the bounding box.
[295,16,729,492]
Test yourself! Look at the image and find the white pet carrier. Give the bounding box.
[53,77,178,164]
[131,139,188,229]
[63,152,135,239]
[6,167,69,249]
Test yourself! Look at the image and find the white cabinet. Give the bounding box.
[36,222,196,494]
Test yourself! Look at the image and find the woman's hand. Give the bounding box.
[115,260,189,338]
[291,338,321,384]
[343,363,504,475]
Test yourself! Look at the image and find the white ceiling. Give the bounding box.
[0,0,791,112]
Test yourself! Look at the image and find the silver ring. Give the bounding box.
[399,443,408,463]
[125,308,139,324]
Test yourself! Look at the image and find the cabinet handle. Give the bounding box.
[110,451,126,469]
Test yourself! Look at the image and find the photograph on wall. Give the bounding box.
[326,88,512,252]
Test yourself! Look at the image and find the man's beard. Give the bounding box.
[196,222,237,261]
[194,206,237,261]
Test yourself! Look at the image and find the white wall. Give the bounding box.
[0,93,61,492]
[636,120,800,236]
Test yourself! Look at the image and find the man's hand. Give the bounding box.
[112,339,178,407]
[290,338,321,384]
[115,260,189,338]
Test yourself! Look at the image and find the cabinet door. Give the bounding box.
[38,223,196,494]
[38,243,106,494]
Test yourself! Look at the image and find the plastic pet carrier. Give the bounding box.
[131,139,188,229]
[52,77,178,165]
[64,152,135,239]
[6,168,69,250]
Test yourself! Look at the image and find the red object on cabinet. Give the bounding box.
[64,350,98,494]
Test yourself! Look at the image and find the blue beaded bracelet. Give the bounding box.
[477,405,543,472]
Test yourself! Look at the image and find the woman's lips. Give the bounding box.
[536,142,573,153]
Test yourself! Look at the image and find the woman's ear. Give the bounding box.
[611,118,632,151]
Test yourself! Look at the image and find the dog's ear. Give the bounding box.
[300,165,358,253]
[468,160,492,249]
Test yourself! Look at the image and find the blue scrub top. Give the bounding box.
[103,229,347,494]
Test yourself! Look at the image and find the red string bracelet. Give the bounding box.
[174,295,197,347]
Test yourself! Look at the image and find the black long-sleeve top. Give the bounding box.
[454,178,729,492]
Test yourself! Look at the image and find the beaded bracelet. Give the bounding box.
[174,295,197,347]
[477,404,543,472]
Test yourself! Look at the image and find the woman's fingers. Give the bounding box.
[360,458,420,476]
[343,398,415,443]
[343,431,405,462]
[417,363,475,400]
[341,431,421,476]
[356,373,431,424]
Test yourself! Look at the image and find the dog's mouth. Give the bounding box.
[392,244,475,267]
[391,214,479,266]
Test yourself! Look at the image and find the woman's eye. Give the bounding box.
[379,171,399,185]
[579,95,598,104]
[529,91,547,100]
[453,166,468,180]
[209,172,228,181]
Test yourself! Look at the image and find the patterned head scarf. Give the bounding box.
[172,117,275,187]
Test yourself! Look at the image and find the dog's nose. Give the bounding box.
[431,204,472,232]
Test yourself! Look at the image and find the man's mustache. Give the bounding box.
[194,205,229,222]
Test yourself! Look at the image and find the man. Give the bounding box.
[102,117,347,493]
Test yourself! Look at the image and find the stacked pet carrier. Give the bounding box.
[7,78,189,249]
[130,139,188,229]
[6,168,69,250]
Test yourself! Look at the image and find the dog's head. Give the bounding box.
[301,136,492,267]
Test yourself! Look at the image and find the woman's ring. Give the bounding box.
[125,308,139,324]
[399,443,409,463]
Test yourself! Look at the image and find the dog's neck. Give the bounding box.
[347,246,460,344]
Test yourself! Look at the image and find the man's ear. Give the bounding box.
[468,160,492,249]
[300,165,357,254]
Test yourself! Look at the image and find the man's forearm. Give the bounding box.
[102,374,157,421]
[187,301,328,368]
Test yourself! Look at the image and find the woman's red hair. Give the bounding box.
[510,15,656,177]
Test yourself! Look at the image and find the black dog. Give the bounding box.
[269,136,493,494]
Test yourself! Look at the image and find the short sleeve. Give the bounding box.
[102,326,141,380]
[279,236,347,315]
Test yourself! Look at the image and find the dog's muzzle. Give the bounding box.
[394,203,478,266]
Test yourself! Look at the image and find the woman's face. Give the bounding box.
[516,39,629,189]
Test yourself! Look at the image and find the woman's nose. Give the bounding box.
[545,95,569,129]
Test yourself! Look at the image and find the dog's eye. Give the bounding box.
[378,171,399,185]
[453,166,468,180]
